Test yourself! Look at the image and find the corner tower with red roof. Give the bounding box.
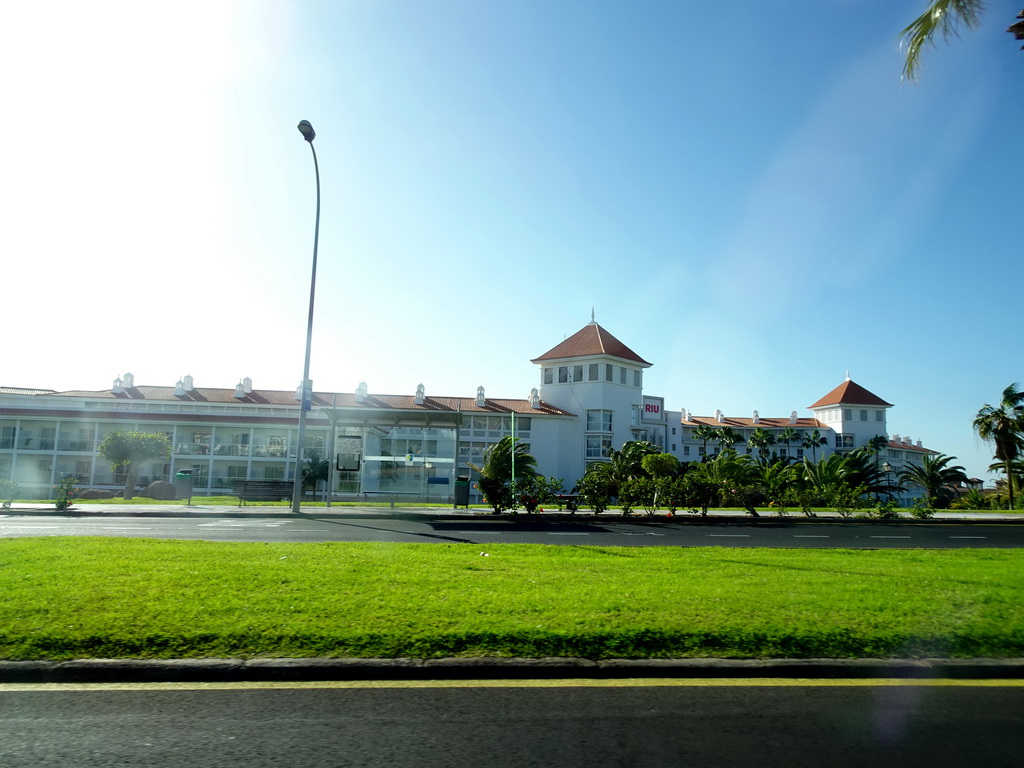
[531,319,655,478]
[807,377,892,453]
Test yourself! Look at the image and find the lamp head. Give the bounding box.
[297,120,316,142]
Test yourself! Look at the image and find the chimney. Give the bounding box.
[242,377,253,393]
[752,410,760,424]
[529,387,541,409]
[716,409,724,423]
[183,375,194,391]
[173,379,186,397]
[476,386,486,407]
[415,384,425,405]
[789,410,798,424]
[123,372,135,388]
[233,381,246,399]
[112,376,124,394]
[355,382,367,403]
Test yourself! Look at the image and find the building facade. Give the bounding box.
[0,321,937,502]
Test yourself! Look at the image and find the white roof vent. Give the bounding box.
[789,410,798,424]
[355,382,367,403]
[529,387,541,409]
[112,376,124,394]
[892,434,901,443]
[122,372,135,388]
[716,409,724,423]
[242,377,253,393]
[173,379,186,397]
[476,386,486,407]
[415,383,425,405]
[183,375,194,392]
[233,381,246,399]
[752,410,760,424]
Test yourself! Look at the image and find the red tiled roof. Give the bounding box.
[681,415,825,429]
[808,380,892,408]
[530,323,651,366]
[19,386,574,417]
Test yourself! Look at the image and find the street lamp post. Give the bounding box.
[292,119,320,514]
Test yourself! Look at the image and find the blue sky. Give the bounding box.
[2,1,1020,479]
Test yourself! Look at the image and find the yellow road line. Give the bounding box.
[2,678,1023,692]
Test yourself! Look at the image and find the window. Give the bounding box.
[586,409,613,432]
[634,370,641,387]
[263,466,284,480]
[588,364,599,381]
[797,449,804,459]
[671,443,676,452]
[876,411,884,422]
[573,365,583,382]
[860,410,868,421]
[631,406,641,427]
[843,409,852,420]
[620,367,627,385]
[835,434,854,449]
[698,446,705,456]
[683,446,690,456]
[558,366,568,383]
[543,368,553,385]
[586,436,613,459]
[605,364,613,382]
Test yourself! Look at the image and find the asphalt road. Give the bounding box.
[2,681,1022,767]
[1,513,1023,548]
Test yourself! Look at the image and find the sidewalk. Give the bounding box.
[2,501,1022,522]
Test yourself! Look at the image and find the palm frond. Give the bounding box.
[900,0,985,81]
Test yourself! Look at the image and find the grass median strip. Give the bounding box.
[1,538,1022,661]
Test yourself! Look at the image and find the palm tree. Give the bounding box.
[900,3,1024,79]
[713,427,744,456]
[691,423,717,457]
[747,428,776,463]
[302,450,330,496]
[776,427,799,463]
[801,430,828,462]
[973,384,1024,510]
[897,454,969,509]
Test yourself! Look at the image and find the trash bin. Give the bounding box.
[454,476,470,509]
[174,469,195,504]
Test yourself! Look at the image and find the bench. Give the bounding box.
[233,480,294,506]
[554,493,581,512]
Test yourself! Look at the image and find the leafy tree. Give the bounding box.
[511,475,563,513]
[0,478,18,509]
[97,430,171,500]
[641,452,680,479]
[801,430,828,462]
[973,383,1024,510]
[576,471,614,514]
[897,453,969,509]
[747,428,777,463]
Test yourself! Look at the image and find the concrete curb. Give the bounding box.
[2,657,1023,683]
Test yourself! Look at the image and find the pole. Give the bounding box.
[292,123,320,514]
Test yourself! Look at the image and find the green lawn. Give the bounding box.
[1,538,1022,661]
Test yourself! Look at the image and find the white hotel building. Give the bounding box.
[0,321,937,502]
